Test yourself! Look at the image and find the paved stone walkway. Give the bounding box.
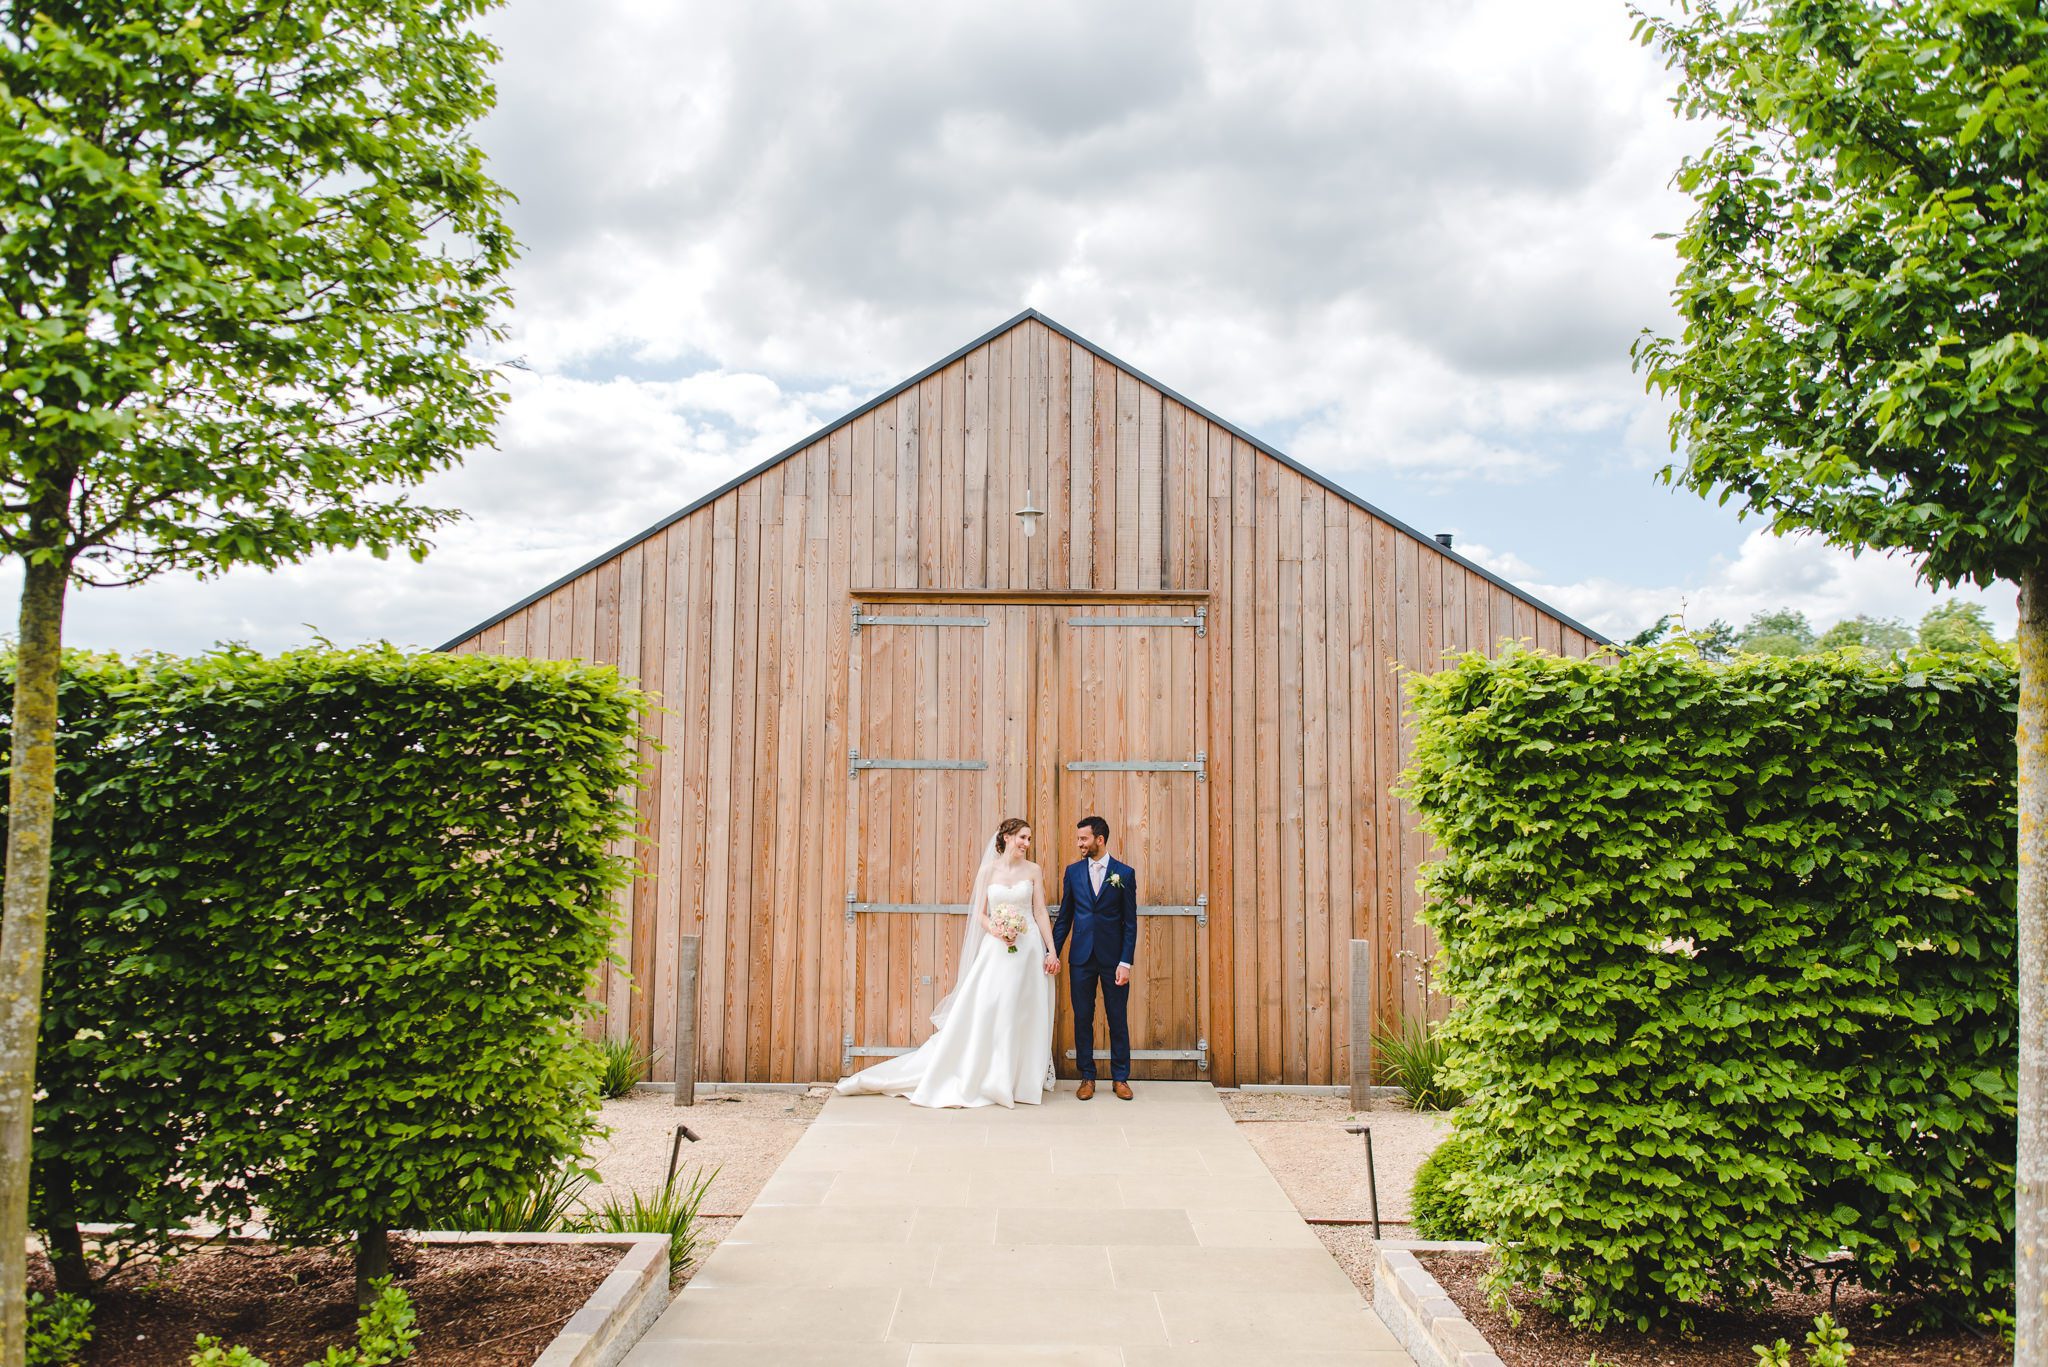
[622,1081,1409,1366]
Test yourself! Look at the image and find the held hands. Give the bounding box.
[1114,964,1131,987]
[1043,952,1060,976]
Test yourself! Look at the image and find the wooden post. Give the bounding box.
[673,934,700,1107]
[1349,939,1373,1110]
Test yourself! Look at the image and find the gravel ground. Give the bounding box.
[1219,1091,1372,1123]
[1218,1091,1453,1221]
[585,1086,827,1216]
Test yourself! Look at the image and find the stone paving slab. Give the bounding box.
[621,1081,1409,1365]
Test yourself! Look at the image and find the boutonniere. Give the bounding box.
[1107,872,1124,888]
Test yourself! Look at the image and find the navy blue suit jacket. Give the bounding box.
[1053,857,1138,971]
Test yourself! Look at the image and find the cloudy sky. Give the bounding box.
[20,0,2018,655]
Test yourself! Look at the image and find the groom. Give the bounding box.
[1053,816,1137,1101]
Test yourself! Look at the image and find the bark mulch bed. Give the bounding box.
[1418,1252,2009,1367]
[29,1239,622,1366]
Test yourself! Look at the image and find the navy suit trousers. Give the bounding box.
[1070,961,1131,1082]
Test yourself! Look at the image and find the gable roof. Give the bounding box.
[440,308,1610,650]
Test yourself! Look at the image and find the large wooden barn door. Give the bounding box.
[843,603,1037,1072]
[841,597,1205,1082]
[1052,604,1209,1082]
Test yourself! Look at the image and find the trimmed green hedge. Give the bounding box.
[1404,645,2015,1331]
[10,646,646,1282]
[1410,1132,1483,1241]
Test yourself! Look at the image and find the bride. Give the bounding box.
[836,817,1058,1108]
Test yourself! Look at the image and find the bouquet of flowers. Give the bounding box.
[988,906,1028,953]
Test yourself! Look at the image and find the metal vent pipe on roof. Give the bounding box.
[1434,532,1454,548]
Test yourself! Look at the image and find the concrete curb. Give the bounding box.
[469,1232,668,1367]
[1372,1239,1503,1367]
[73,1225,671,1366]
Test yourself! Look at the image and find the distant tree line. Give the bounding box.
[1627,599,2004,661]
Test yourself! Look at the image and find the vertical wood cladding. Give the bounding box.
[451,316,1599,1085]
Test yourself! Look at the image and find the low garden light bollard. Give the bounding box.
[666,1123,702,1187]
[1342,1124,1382,1238]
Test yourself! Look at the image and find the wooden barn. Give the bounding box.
[444,310,1606,1088]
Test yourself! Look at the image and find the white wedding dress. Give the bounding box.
[835,878,1056,1108]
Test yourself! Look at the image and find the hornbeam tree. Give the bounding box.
[0,2,513,1355]
[1633,0,2045,1347]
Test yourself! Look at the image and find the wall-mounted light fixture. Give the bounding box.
[1016,489,1045,539]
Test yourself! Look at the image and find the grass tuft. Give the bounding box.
[595,1037,660,1099]
[573,1165,719,1272]
[1372,1017,1466,1111]
[434,1158,592,1233]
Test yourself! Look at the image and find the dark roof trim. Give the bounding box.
[439,307,1612,650]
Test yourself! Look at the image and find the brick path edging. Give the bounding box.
[1373,1239,1504,1367]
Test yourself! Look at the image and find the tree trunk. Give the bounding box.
[2020,562,2048,1366]
[354,1227,390,1310]
[39,1159,90,1298]
[42,1223,88,1300]
[0,554,70,1367]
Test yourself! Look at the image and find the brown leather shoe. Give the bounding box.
[1113,1081,1133,1101]
[1076,1079,1095,1101]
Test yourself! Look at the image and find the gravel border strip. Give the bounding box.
[1373,1238,1504,1367]
[631,1081,821,1094]
[1226,1083,1410,1099]
[76,1225,670,1367]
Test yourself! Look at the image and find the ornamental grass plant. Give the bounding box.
[595,1038,661,1099]
[1371,1017,1466,1111]
[435,1158,595,1235]
[574,1166,719,1272]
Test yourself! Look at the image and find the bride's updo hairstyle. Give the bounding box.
[994,817,1029,854]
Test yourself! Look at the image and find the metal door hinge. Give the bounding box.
[851,748,988,777]
[1067,758,1203,775]
[854,612,989,630]
[1067,614,1205,629]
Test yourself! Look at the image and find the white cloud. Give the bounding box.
[13,0,1932,664]
[477,0,1702,486]
[1454,541,1542,584]
[1513,528,2019,644]
[16,366,850,655]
